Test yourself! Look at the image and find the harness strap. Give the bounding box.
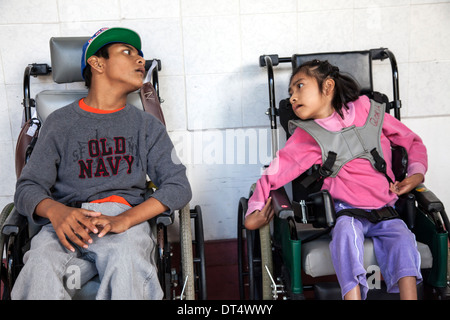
[300,151,336,189]
[336,206,399,223]
[370,148,394,185]
[290,99,394,189]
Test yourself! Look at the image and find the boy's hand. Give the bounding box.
[89,214,131,238]
[390,173,424,196]
[87,197,169,237]
[244,197,274,230]
[39,200,101,252]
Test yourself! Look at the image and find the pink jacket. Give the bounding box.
[246,95,427,215]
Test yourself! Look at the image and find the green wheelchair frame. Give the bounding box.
[238,48,449,300]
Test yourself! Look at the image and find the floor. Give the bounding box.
[170,238,240,300]
[202,239,240,300]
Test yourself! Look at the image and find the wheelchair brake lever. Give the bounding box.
[178,275,189,300]
[265,265,286,300]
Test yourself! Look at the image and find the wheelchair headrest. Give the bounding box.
[292,50,373,94]
[50,37,89,83]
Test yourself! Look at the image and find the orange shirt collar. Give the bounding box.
[79,99,125,114]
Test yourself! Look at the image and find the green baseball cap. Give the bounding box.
[81,27,143,77]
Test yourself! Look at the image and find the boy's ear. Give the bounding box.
[87,56,103,74]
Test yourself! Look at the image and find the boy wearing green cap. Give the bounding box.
[12,27,191,299]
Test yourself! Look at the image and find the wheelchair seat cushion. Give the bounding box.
[301,236,432,278]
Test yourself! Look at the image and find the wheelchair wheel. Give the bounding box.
[1,203,14,299]
[191,205,207,300]
[179,204,195,300]
[259,223,274,300]
[155,223,172,299]
[237,197,263,300]
[157,205,206,301]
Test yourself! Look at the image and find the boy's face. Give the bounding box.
[91,43,145,93]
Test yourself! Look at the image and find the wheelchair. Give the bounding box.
[0,36,207,300]
[237,48,449,300]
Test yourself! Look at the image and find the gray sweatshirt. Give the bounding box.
[14,101,192,224]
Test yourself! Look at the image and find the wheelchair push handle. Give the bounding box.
[259,54,292,67]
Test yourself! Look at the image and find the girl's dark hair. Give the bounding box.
[83,43,113,88]
[291,59,360,118]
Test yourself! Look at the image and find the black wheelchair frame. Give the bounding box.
[1,39,207,300]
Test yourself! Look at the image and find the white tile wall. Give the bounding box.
[120,0,180,19]
[354,5,410,63]
[58,0,121,22]
[181,0,239,17]
[0,0,59,24]
[183,15,242,75]
[298,9,354,54]
[185,73,243,130]
[241,12,298,69]
[0,85,12,143]
[409,3,450,62]
[1,0,449,241]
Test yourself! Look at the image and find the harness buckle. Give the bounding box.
[318,166,333,178]
[371,206,399,222]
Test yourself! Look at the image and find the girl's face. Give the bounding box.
[289,71,334,120]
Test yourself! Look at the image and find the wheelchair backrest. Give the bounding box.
[291,50,373,95]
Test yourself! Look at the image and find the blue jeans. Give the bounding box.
[11,202,163,300]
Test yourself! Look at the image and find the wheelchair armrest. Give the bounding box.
[391,145,408,182]
[395,193,416,229]
[413,184,444,213]
[144,185,174,226]
[2,208,27,236]
[270,187,294,219]
[156,211,174,226]
[308,190,336,228]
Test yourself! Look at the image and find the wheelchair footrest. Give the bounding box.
[313,282,341,300]
[313,281,424,300]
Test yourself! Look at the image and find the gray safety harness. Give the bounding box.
[288,99,399,223]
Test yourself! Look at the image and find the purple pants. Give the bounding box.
[330,215,422,299]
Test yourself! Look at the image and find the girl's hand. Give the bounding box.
[244,197,275,230]
[390,173,424,196]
